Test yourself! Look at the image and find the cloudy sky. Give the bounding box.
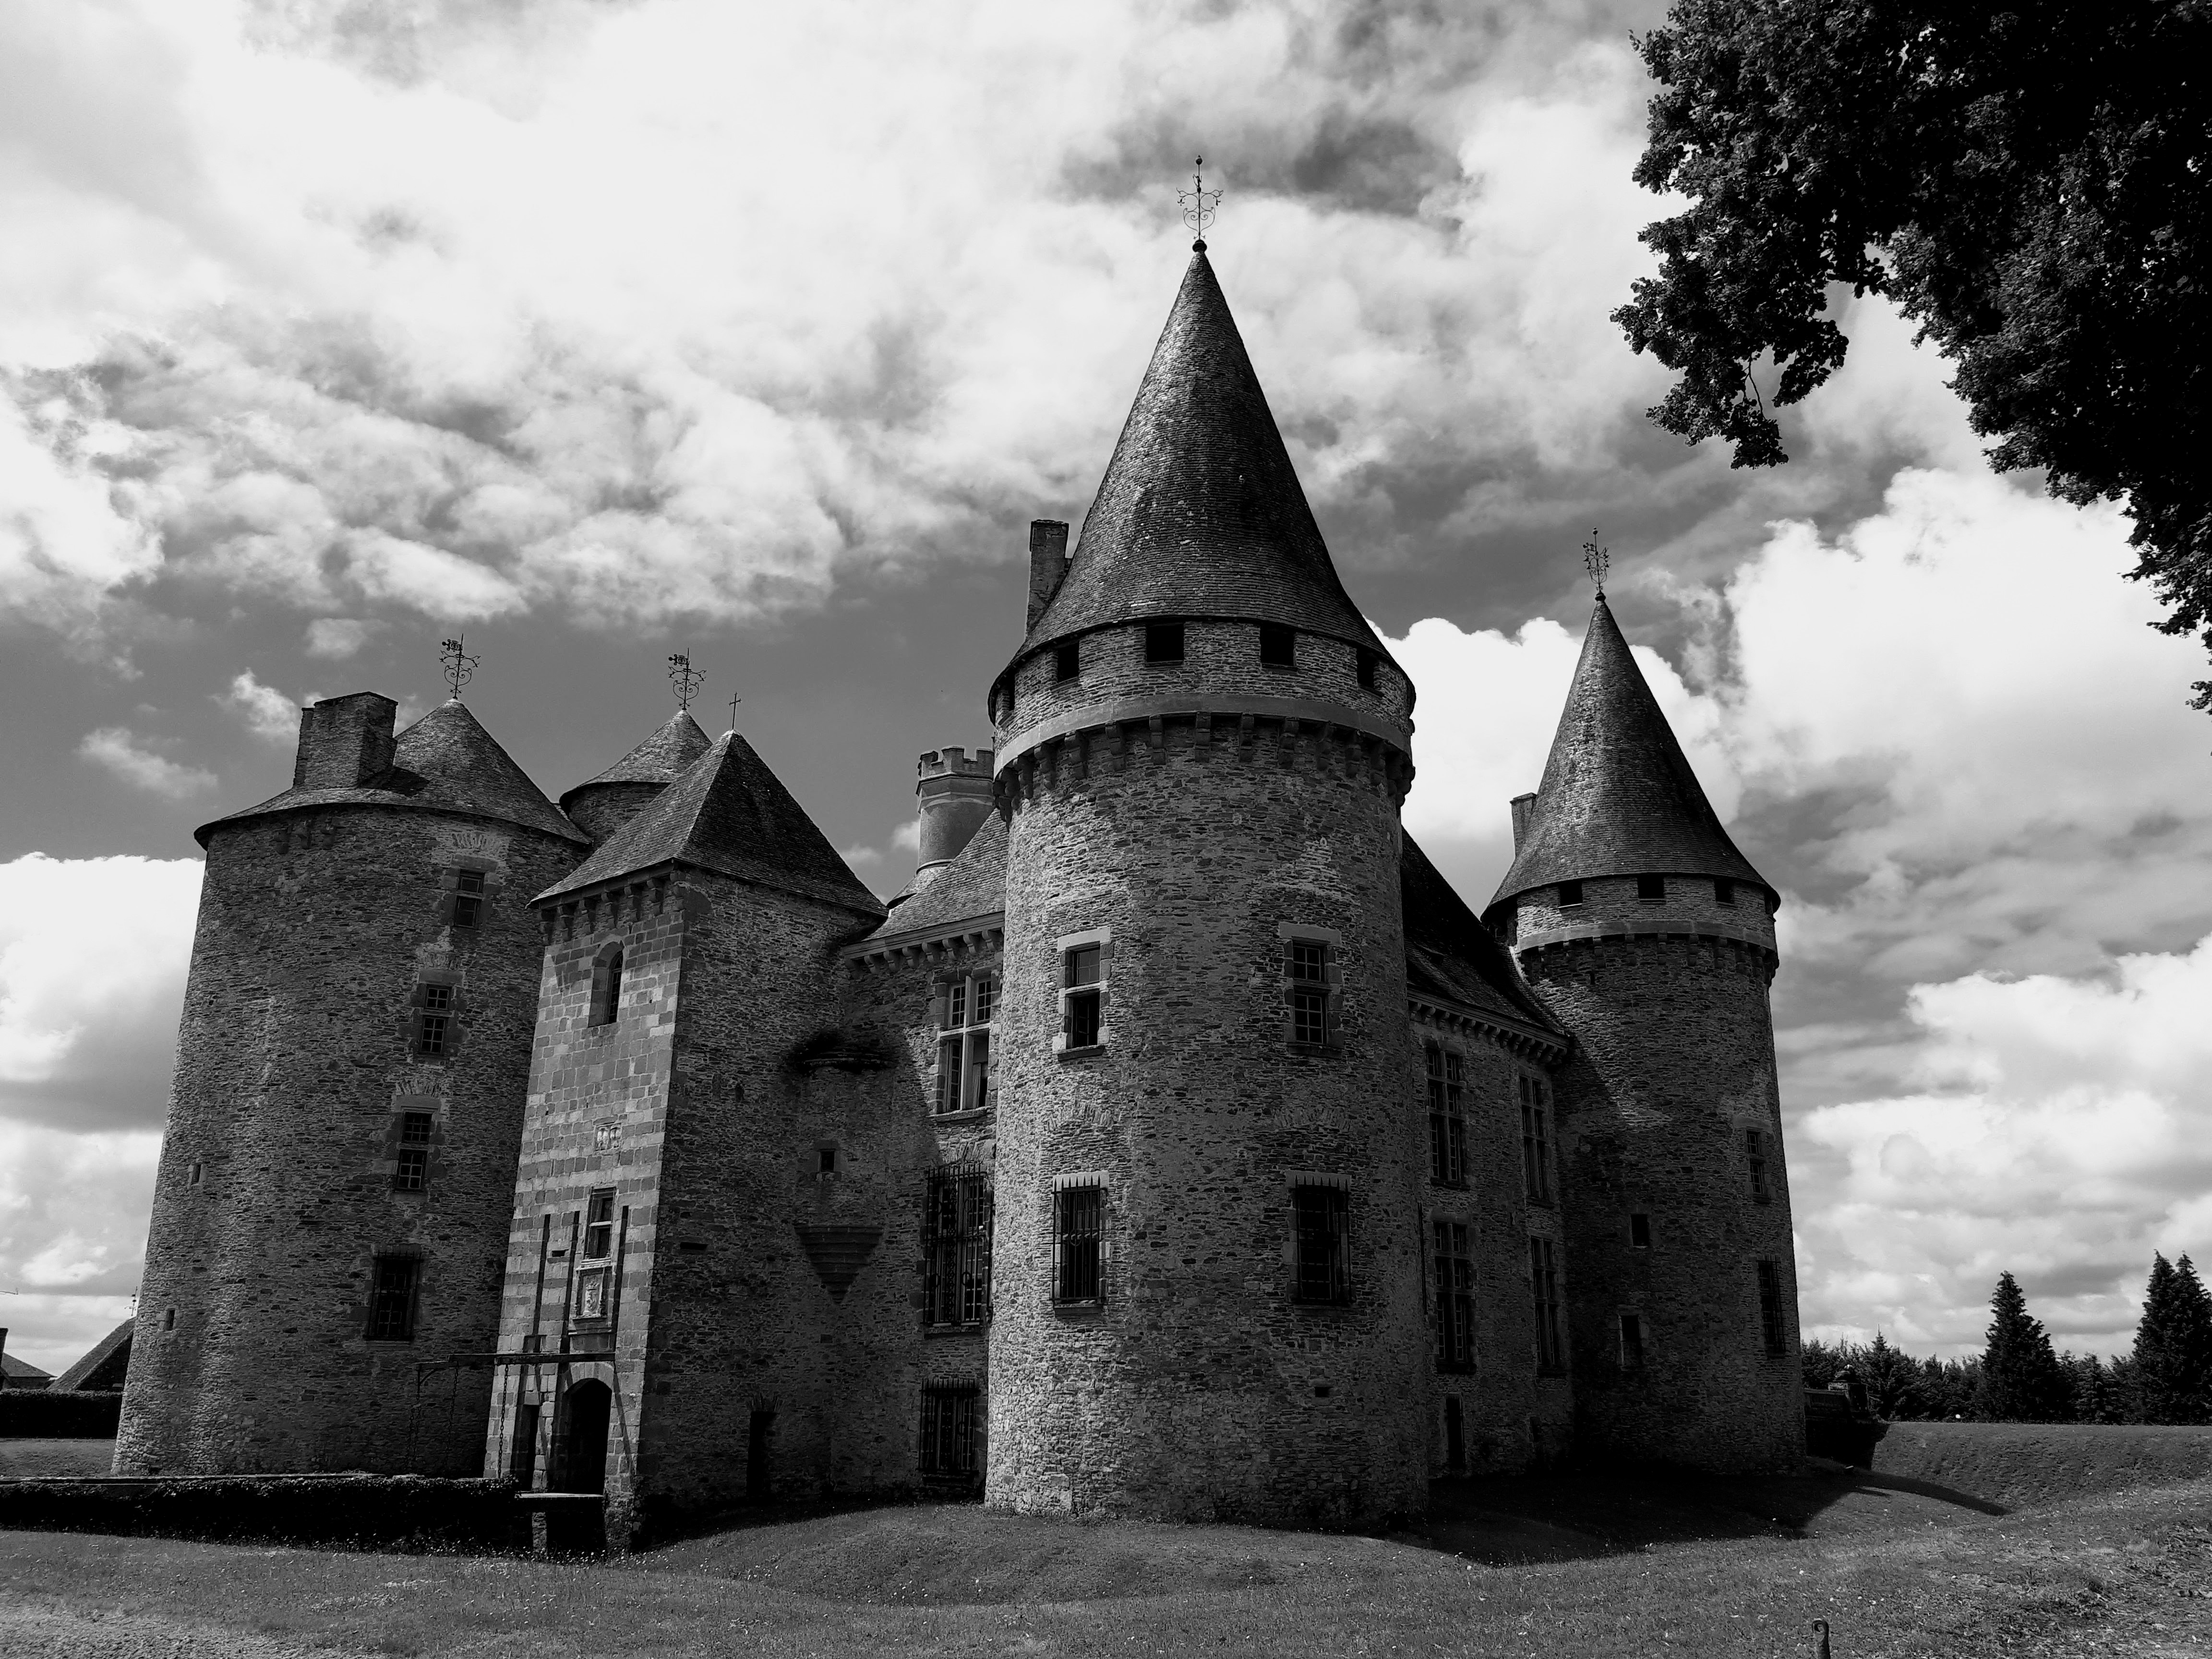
[3,0,2207,1376]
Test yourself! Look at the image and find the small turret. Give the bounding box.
[914,746,995,876]
[561,710,712,844]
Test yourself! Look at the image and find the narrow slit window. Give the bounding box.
[1291,1184,1350,1305]
[1053,1184,1103,1304]
[452,868,485,928]
[1757,1259,1788,1355]
[923,1163,993,1326]
[393,1111,433,1191]
[1143,620,1184,663]
[1426,1045,1467,1187]
[1434,1220,1474,1373]
[1259,622,1296,667]
[366,1253,420,1342]
[1746,1127,1773,1204]
[1054,640,1080,682]
[1637,873,1666,903]
[1619,1312,1646,1373]
[1629,1212,1652,1249]
[1529,1236,1564,1371]
[936,974,996,1113]
[1356,648,1380,690]
[589,948,624,1027]
[1519,1076,1554,1206]
[1061,945,1103,1051]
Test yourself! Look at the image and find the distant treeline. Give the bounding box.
[1806,1252,2211,1425]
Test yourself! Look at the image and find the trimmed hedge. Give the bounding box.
[0,1390,122,1437]
[0,1473,528,1550]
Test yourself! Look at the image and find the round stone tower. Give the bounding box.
[116,692,588,1476]
[983,248,1427,1528]
[560,708,711,843]
[1484,595,1803,1471]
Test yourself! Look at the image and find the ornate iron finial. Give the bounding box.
[439,635,479,700]
[726,690,743,733]
[668,650,705,712]
[1582,530,1610,597]
[1178,156,1221,250]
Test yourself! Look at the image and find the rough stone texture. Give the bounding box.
[1509,874,1803,1471]
[118,800,582,1476]
[559,710,712,844]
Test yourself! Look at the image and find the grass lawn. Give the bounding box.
[2,1457,2209,1658]
[0,1441,112,1479]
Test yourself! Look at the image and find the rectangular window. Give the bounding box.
[1356,648,1380,691]
[583,1189,615,1260]
[1054,640,1080,682]
[1144,620,1185,662]
[923,1164,993,1327]
[366,1253,419,1341]
[1053,1184,1103,1304]
[1426,1046,1467,1187]
[1259,622,1296,667]
[919,1387,980,1480]
[1287,938,1331,1046]
[1714,878,1736,906]
[1619,1312,1646,1373]
[1757,1259,1788,1355]
[1443,1394,1465,1472]
[936,974,996,1113]
[1637,873,1666,902]
[1557,880,1583,908]
[1062,945,1103,1051]
[1291,1184,1350,1304]
[1529,1236,1564,1371]
[393,1111,433,1191]
[452,868,484,929]
[415,983,454,1057]
[1629,1212,1652,1249]
[1433,1220,1474,1373]
[1519,1076,1553,1206]
[1746,1127,1773,1204]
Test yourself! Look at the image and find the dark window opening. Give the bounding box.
[1619,1312,1646,1373]
[1637,873,1666,902]
[1444,1395,1465,1472]
[1259,622,1296,667]
[583,1189,615,1260]
[1143,620,1184,663]
[1629,1213,1652,1249]
[558,1381,612,1496]
[919,1388,979,1481]
[1427,1045,1467,1187]
[1519,1076,1554,1206]
[1714,878,1736,906]
[1062,945,1103,1051]
[452,868,485,928]
[589,948,624,1027]
[187,1161,203,1186]
[163,1307,176,1331]
[1054,640,1080,682]
[817,1146,837,1175]
[1529,1237,1564,1372]
[511,1401,540,1488]
[1357,648,1380,690]
[1292,1184,1350,1305]
[1557,880,1584,908]
[1287,937,1331,1046]
[366,1254,420,1341]
[924,1164,993,1326]
[1434,1219,1474,1372]
[415,983,454,1058]
[1053,1184,1103,1303]
[746,1409,773,1499]
[1757,1259,1789,1355]
[393,1111,433,1191]
[1746,1128,1773,1205]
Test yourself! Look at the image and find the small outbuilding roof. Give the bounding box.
[47,1319,132,1393]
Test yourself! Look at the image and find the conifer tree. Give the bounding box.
[2133,1253,2212,1424]
[1974,1272,2071,1422]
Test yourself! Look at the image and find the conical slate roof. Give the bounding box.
[999,249,1392,688]
[558,709,711,816]
[198,698,586,846]
[1490,598,1770,908]
[541,730,884,917]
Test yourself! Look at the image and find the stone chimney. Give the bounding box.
[1509,791,1538,852]
[292,693,399,791]
[1026,519,1070,629]
[915,746,996,871]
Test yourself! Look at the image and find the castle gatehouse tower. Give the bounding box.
[984,248,1429,1527]
[118,693,589,1475]
[1484,596,1804,1471]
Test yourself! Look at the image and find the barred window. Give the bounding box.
[393,1111,433,1191]
[923,1164,993,1326]
[935,974,996,1114]
[1292,1184,1350,1305]
[1746,1127,1773,1204]
[1757,1259,1788,1355]
[452,868,485,929]
[1061,943,1104,1052]
[366,1253,419,1341]
[414,983,455,1058]
[919,1386,979,1480]
[1433,1220,1474,1373]
[1053,1184,1103,1304]
[1519,1076,1554,1206]
[1427,1045,1467,1187]
[1529,1236,1564,1372]
[1619,1312,1646,1373]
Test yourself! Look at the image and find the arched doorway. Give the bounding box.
[556,1379,612,1494]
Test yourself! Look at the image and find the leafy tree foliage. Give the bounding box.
[1976,1271,2073,1421]
[1615,0,2212,702]
[2131,1252,2212,1423]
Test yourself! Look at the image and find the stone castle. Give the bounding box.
[117,249,1803,1543]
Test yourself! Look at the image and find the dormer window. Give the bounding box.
[1259,623,1296,668]
[1143,621,1184,663]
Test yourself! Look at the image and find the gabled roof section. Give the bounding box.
[1000,250,1392,689]
[1400,836,1563,1038]
[47,1319,132,1392]
[864,811,1007,944]
[2,1351,52,1386]
[1490,598,1769,908]
[197,699,586,847]
[540,730,885,918]
[559,709,712,812]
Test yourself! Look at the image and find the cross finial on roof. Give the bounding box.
[1178,156,1220,251]
[726,690,743,733]
[439,635,479,700]
[1582,530,1609,597]
[668,649,704,712]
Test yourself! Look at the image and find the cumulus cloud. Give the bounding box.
[304,616,376,657]
[77,726,217,796]
[216,668,304,742]
[0,1122,159,1373]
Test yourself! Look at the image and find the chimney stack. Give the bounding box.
[914,746,996,872]
[1509,792,1538,852]
[292,693,399,791]
[1026,519,1070,629]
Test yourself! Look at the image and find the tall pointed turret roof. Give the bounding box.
[1001,249,1391,684]
[558,709,712,816]
[1490,597,1770,908]
[540,729,884,917]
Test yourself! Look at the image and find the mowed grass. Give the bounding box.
[3,1469,2210,1657]
[0,1442,112,1480]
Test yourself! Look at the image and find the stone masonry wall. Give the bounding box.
[120,805,579,1476]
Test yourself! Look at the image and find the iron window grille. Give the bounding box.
[393,1111,433,1191]
[919,1386,980,1481]
[1619,1312,1646,1373]
[1519,1076,1554,1206]
[1529,1236,1565,1372]
[366,1253,420,1341]
[1427,1045,1467,1187]
[923,1163,993,1326]
[1060,943,1104,1052]
[1143,620,1185,663]
[1757,1259,1788,1355]
[413,983,456,1058]
[451,868,485,928]
[1746,1127,1773,1204]
[1434,1220,1475,1373]
[1259,622,1296,667]
[935,974,996,1114]
[1291,1184,1351,1305]
[1053,1183,1103,1304]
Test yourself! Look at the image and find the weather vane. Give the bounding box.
[668,650,705,712]
[439,635,479,700]
[1178,156,1221,250]
[1582,530,1609,596]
